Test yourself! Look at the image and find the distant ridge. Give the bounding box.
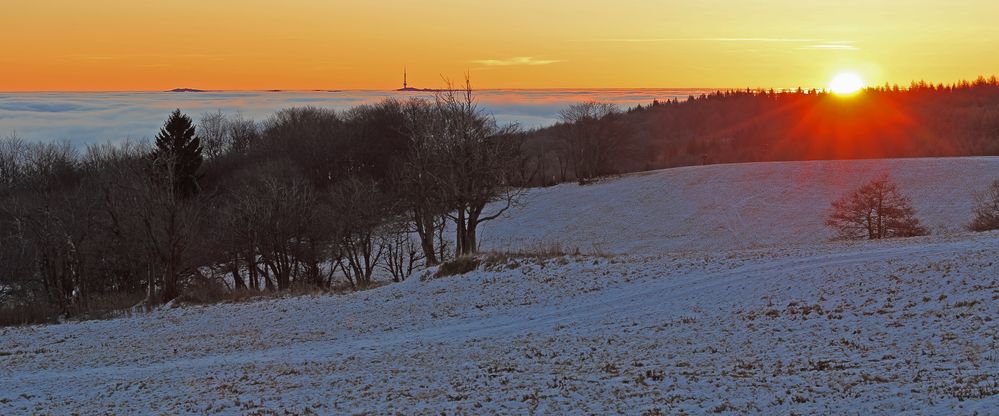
[395,87,443,92]
[166,88,206,93]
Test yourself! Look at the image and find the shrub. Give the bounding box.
[434,256,480,278]
[0,303,61,327]
[969,179,999,232]
[175,279,231,305]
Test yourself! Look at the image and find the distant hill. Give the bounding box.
[166,88,206,93]
[396,87,443,92]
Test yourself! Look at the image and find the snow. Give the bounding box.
[1,157,998,414]
[480,157,999,254]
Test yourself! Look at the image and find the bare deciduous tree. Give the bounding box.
[826,175,928,240]
[399,98,449,265]
[330,176,387,288]
[240,165,321,291]
[227,112,259,155]
[435,80,522,255]
[556,101,621,183]
[401,78,523,258]
[378,219,423,282]
[0,133,27,195]
[3,142,92,311]
[198,110,230,160]
[129,151,206,303]
[262,107,344,188]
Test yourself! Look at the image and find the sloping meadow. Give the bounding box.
[1,158,997,414]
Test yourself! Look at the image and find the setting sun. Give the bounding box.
[829,72,866,95]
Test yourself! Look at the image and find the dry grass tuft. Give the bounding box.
[435,256,481,278]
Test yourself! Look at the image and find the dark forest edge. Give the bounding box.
[2,76,999,325]
[529,75,999,184]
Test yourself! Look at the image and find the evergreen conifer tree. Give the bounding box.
[152,109,203,198]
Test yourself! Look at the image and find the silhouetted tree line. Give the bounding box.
[0,81,524,323]
[523,76,999,185]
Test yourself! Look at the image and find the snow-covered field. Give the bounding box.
[481,157,999,254]
[1,158,998,415]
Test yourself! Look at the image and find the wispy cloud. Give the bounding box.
[701,37,821,43]
[595,37,820,43]
[594,37,859,52]
[799,43,859,51]
[469,57,562,67]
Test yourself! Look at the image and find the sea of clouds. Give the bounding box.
[0,89,710,146]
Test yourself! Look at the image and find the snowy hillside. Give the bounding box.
[481,157,999,254]
[1,158,997,414]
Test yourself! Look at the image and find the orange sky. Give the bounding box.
[2,0,998,91]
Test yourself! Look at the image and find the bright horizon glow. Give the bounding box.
[3,1,999,91]
[829,72,866,95]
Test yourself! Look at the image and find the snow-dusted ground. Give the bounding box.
[1,158,998,415]
[480,157,999,254]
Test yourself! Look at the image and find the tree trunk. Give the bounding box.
[465,222,478,255]
[246,247,258,290]
[161,261,178,303]
[876,195,884,239]
[231,254,246,290]
[455,209,467,255]
[262,262,275,291]
[413,209,439,266]
[146,268,153,305]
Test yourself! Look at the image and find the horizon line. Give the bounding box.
[5,76,994,94]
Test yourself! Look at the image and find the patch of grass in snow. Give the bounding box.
[947,374,999,400]
[434,256,481,278]
[493,240,581,259]
[175,283,337,307]
[480,240,616,270]
[0,348,47,357]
